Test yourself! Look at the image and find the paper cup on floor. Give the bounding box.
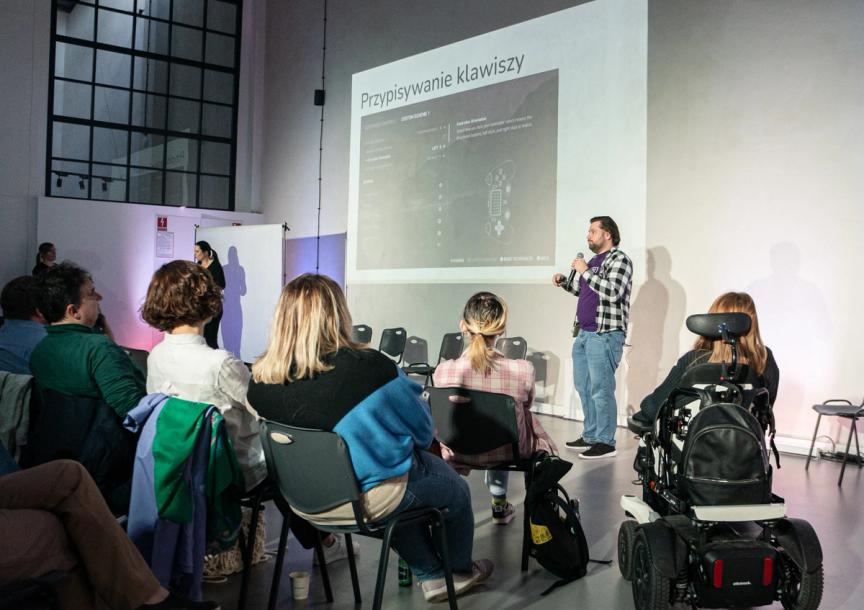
[289,570,311,600]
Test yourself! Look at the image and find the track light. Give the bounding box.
[78,177,85,190]
[56,176,62,188]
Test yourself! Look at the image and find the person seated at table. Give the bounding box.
[248,274,493,603]
[433,291,557,525]
[634,291,779,424]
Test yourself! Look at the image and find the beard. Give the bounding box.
[588,241,601,253]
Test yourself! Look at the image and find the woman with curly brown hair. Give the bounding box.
[141,260,265,490]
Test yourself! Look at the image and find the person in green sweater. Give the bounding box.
[29,262,146,418]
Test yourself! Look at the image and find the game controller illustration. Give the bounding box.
[483,160,516,244]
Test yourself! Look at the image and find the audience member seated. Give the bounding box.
[0,276,46,374]
[433,292,557,525]
[140,260,267,491]
[29,262,146,419]
[0,443,217,610]
[248,274,493,603]
[634,291,779,424]
[31,242,57,277]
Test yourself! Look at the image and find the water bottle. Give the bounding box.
[398,558,412,586]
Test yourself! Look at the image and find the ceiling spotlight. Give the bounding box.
[78,177,85,190]
[102,179,108,192]
[56,176,63,188]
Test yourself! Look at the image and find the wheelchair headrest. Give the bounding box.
[686,313,751,340]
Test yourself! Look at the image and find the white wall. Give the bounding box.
[37,197,261,350]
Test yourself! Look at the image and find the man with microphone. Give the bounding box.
[552,216,633,459]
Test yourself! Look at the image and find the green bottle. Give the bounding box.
[398,557,412,586]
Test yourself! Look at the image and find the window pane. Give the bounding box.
[55,42,93,81]
[200,175,229,209]
[129,167,163,204]
[132,93,166,129]
[100,1,135,12]
[95,50,131,87]
[50,160,90,198]
[133,57,168,93]
[94,87,130,124]
[52,121,91,160]
[135,0,170,19]
[201,141,230,175]
[91,163,128,201]
[134,18,170,55]
[166,171,197,206]
[167,98,200,133]
[172,25,202,62]
[93,127,129,164]
[174,0,204,27]
[130,131,165,168]
[202,103,231,138]
[56,4,95,41]
[170,64,201,99]
[166,137,199,172]
[54,80,92,119]
[207,0,236,35]
[205,32,234,67]
[97,8,133,48]
[202,70,232,104]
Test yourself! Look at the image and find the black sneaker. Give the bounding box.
[578,443,617,459]
[565,437,593,450]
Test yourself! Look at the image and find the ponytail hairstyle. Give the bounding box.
[693,291,768,375]
[36,242,55,265]
[462,291,508,375]
[195,240,219,263]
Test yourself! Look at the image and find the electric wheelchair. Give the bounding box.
[618,313,823,610]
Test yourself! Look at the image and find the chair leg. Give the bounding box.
[237,495,264,610]
[839,419,858,487]
[854,418,862,469]
[521,470,532,571]
[372,524,398,610]
[344,533,362,604]
[312,537,334,602]
[805,414,822,470]
[430,512,458,610]
[267,515,290,610]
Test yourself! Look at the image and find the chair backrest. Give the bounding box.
[402,336,429,366]
[351,324,373,345]
[495,336,528,360]
[425,386,521,458]
[378,327,407,363]
[260,420,362,516]
[437,332,464,362]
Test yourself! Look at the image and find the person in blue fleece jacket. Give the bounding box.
[249,274,493,603]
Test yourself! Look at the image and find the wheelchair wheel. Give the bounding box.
[631,529,671,610]
[780,560,823,610]
[618,520,638,581]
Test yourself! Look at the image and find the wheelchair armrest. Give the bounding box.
[628,414,653,436]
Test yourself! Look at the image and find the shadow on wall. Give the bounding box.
[221,246,247,359]
[747,242,831,438]
[625,247,687,414]
[528,350,559,404]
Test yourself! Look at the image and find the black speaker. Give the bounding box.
[314,89,325,106]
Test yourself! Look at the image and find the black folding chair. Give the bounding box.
[495,336,528,360]
[351,324,373,345]
[378,327,407,364]
[805,398,864,486]
[425,386,536,571]
[403,332,465,387]
[260,420,458,609]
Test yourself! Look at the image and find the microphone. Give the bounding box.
[563,252,584,291]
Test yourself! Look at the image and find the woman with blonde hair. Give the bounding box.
[248,274,493,603]
[433,292,556,526]
[636,291,779,423]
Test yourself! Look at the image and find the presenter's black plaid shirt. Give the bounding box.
[564,246,633,333]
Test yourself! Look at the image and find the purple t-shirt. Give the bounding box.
[576,251,609,332]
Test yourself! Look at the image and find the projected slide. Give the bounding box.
[357,71,557,270]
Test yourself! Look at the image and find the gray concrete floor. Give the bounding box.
[205,414,864,609]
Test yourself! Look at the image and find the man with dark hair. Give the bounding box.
[0,276,47,374]
[29,262,145,418]
[552,216,633,459]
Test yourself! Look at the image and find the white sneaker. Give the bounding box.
[421,559,494,602]
[313,533,359,565]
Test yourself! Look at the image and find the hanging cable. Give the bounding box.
[315,0,328,272]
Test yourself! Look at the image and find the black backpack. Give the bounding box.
[525,454,604,594]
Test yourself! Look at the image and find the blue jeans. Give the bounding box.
[572,330,625,446]
[485,470,509,498]
[383,450,475,581]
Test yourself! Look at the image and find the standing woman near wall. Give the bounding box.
[32,242,57,276]
[194,241,225,349]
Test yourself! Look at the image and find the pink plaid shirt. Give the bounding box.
[432,352,557,472]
